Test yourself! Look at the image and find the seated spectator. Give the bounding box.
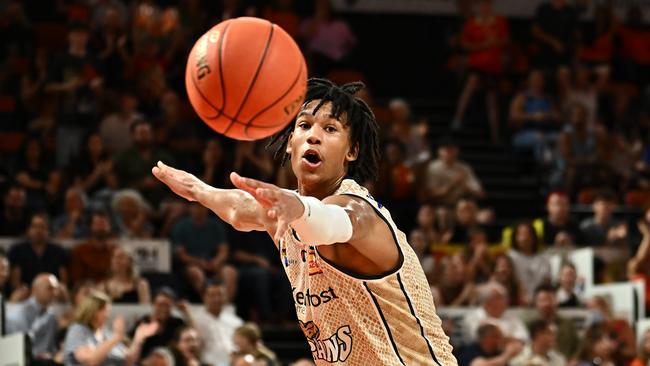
[509,70,561,164]
[299,0,357,75]
[464,228,493,284]
[171,204,236,302]
[99,247,151,304]
[630,329,650,366]
[141,348,175,366]
[511,319,566,366]
[385,99,430,166]
[426,137,484,206]
[431,252,475,307]
[63,290,159,366]
[190,280,243,366]
[6,274,60,361]
[562,67,599,126]
[59,280,98,334]
[231,230,292,322]
[617,6,650,87]
[8,213,68,289]
[555,261,583,307]
[457,323,523,366]
[507,221,551,300]
[463,282,529,343]
[526,284,579,359]
[113,120,174,207]
[70,211,116,285]
[0,251,28,302]
[0,185,30,236]
[577,6,615,82]
[579,189,624,246]
[376,140,415,227]
[585,296,636,364]
[131,287,187,359]
[554,103,607,193]
[52,188,90,239]
[70,132,118,196]
[200,139,232,188]
[99,92,143,156]
[171,326,205,366]
[14,137,59,212]
[408,229,436,284]
[412,204,451,249]
[451,0,509,143]
[489,254,527,306]
[573,325,616,366]
[233,323,279,366]
[111,189,154,238]
[450,198,486,245]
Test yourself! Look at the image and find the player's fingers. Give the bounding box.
[230,172,257,196]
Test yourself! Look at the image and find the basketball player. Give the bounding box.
[152,78,457,365]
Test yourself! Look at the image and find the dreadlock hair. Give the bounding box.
[268,77,380,182]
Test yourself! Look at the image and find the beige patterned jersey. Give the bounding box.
[279,179,457,366]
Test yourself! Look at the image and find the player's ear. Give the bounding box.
[346,143,359,162]
[285,132,294,155]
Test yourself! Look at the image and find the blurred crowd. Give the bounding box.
[1,0,650,365]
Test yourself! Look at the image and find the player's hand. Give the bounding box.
[230,172,304,242]
[152,161,204,202]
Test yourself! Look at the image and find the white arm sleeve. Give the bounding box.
[289,195,353,246]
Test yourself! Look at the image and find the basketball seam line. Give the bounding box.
[222,22,275,136]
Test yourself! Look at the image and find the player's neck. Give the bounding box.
[298,175,344,199]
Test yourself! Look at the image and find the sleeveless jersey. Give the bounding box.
[279,179,457,365]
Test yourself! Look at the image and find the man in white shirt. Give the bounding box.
[191,279,243,366]
[511,320,566,366]
[463,282,529,343]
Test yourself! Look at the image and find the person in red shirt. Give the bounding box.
[451,0,509,144]
[616,6,650,87]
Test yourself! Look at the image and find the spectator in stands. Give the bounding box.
[171,203,236,302]
[59,280,97,334]
[530,191,579,248]
[585,296,636,364]
[6,274,60,361]
[457,323,523,366]
[100,92,143,156]
[577,6,615,84]
[99,247,151,304]
[63,290,159,366]
[0,185,30,236]
[426,137,484,206]
[579,190,625,246]
[511,319,566,366]
[233,141,274,183]
[509,69,561,164]
[556,261,583,307]
[114,120,174,207]
[231,229,292,323]
[617,6,650,87]
[531,0,578,70]
[190,280,243,366]
[630,329,650,366]
[131,287,187,359]
[0,251,29,302]
[52,188,90,239]
[408,229,435,284]
[90,3,130,90]
[432,252,475,306]
[141,347,175,366]
[450,0,509,143]
[465,228,493,284]
[70,132,118,196]
[463,282,529,343]
[629,218,650,313]
[171,326,204,366]
[412,204,452,249]
[554,103,606,193]
[14,137,58,211]
[111,189,154,238]
[299,0,357,75]
[574,326,616,366]
[563,67,599,126]
[508,221,551,300]
[70,210,115,285]
[450,198,484,245]
[526,284,579,359]
[201,139,232,188]
[45,22,103,167]
[8,213,68,289]
[385,99,431,167]
[232,323,279,366]
[489,254,527,306]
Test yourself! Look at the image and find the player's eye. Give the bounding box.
[325,125,337,133]
[297,121,310,129]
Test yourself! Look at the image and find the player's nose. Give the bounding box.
[306,128,322,145]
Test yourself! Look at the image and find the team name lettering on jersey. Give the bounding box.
[299,321,353,363]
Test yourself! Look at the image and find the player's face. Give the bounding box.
[287,100,358,188]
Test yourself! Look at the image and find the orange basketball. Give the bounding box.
[185,17,307,141]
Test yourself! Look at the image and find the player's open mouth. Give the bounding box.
[302,149,322,169]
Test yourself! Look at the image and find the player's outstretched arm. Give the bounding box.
[152,161,273,233]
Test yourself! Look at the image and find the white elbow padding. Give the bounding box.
[290,195,353,245]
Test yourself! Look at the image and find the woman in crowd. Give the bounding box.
[111,189,154,238]
[99,246,151,304]
[507,221,552,300]
[62,290,158,366]
[232,323,279,366]
[489,253,527,306]
[574,326,616,366]
[171,326,205,366]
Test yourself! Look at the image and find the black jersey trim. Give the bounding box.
[363,281,406,365]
